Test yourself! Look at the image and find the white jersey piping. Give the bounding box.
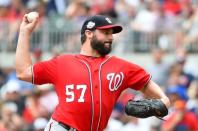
[96,56,113,131]
[79,60,94,131]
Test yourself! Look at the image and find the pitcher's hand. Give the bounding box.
[19,14,39,35]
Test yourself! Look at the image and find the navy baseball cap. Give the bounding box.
[81,15,122,35]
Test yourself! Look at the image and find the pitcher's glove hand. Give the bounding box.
[125,99,168,119]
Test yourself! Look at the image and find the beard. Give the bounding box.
[90,35,112,56]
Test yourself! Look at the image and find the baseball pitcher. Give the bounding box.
[16,14,170,131]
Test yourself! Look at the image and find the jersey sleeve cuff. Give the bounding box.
[141,75,152,90]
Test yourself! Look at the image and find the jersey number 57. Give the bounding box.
[65,84,87,102]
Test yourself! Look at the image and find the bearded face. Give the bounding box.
[90,34,113,56]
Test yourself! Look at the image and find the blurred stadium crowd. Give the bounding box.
[0,0,198,131]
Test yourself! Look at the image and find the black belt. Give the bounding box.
[58,122,71,130]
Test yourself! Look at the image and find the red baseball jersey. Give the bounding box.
[33,54,151,131]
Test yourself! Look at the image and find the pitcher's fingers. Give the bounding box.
[22,14,29,23]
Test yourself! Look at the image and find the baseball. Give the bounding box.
[27,12,39,23]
